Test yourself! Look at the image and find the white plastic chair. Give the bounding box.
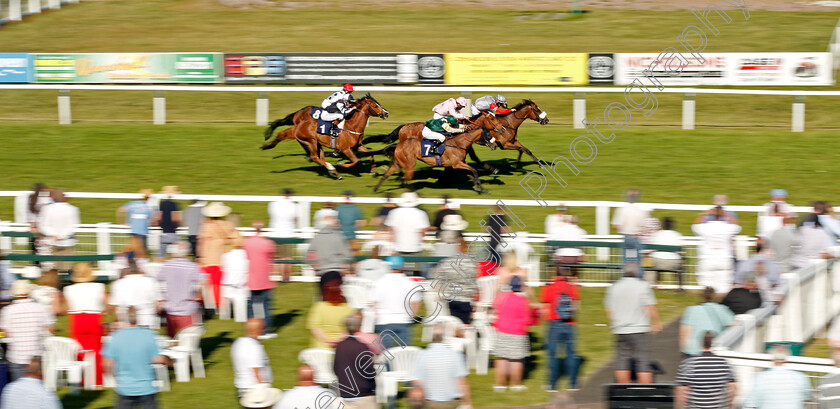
[219,285,249,322]
[152,363,170,392]
[474,320,496,375]
[161,325,205,382]
[342,278,376,333]
[376,346,423,403]
[476,276,500,312]
[420,286,452,342]
[298,348,337,385]
[43,336,94,391]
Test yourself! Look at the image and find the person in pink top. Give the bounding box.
[492,276,538,392]
[242,221,278,340]
[432,97,468,120]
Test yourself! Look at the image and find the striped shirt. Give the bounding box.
[157,258,205,316]
[818,372,840,408]
[675,351,735,409]
[0,377,62,409]
[744,366,810,409]
[413,343,468,402]
[0,299,55,364]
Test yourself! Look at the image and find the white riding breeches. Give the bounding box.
[432,113,444,119]
[422,127,445,142]
[319,110,343,121]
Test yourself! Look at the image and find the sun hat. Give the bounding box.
[770,189,788,198]
[386,255,405,270]
[202,202,232,218]
[399,192,419,208]
[71,262,95,283]
[160,186,180,198]
[11,280,32,297]
[239,383,282,408]
[441,214,469,231]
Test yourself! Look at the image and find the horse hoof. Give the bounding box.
[491,168,499,175]
[511,164,518,169]
[336,175,343,180]
[331,152,340,157]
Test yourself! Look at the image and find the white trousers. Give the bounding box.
[421,127,445,142]
[319,110,343,121]
[432,112,444,119]
[697,257,734,294]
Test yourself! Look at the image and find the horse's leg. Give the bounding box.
[356,145,376,175]
[310,144,343,180]
[452,161,483,192]
[374,161,400,192]
[402,161,416,190]
[339,148,360,168]
[511,141,542,168]
[514,150,524,169]
[467,146,498,175]
[261,127,293,150]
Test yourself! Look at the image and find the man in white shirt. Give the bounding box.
[221,245,250,321]
[692,207,741,295]
[612,189,649,271]
[37,190,80,271]
[277,365,343,409]
[109,262,162,328]
[544,206,569,240]
[372,256,422,349]
[231,319,273,396]
[268,189,297,279]
[385,192,430,257]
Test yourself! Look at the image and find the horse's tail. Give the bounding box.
[358,144,398,158]
[363,125,403,144]
[264,111,297,140]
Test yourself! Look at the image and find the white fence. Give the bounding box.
[0,0,78,23]
[1,84,837,132]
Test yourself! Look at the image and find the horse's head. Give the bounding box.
[475,111,505,135]
[356,93,389,119]
[512,99,549,125]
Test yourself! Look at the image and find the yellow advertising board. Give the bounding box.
[444,53,588,85]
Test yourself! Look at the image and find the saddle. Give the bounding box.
[421,139,446,166]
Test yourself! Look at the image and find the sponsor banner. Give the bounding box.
[0,53,30,83]
[587,53,615,84]
[32,53,221,83]
[223,53,444,84]
[444,53,588,85]
[615,52,832,86]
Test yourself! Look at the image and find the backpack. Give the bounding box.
[555,290,576,322]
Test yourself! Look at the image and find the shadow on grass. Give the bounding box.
[202,330,233,362]
[60,389,107,409]
[269,309,302,334]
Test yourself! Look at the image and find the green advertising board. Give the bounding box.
[32,53,222,83]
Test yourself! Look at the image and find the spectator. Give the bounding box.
[815,201,840,243]
[760,189,795,218]
[268,188,296,281]
[184,199,205,258]
[333,314,377,409]
[337,191,366,253]
[545,205,569,240]
[492,276,536,391]
[604,265,662,383]
[30,268,62,316]
[541,267,580,392]
[113,236,151,276]
[434,213,468,258]
[155,186,182,261]
[0,356,62,409]
[483,203,513,273]
[412,324,472,409]
[231,319,273,396]
[791,213,832,269]
[679,287,734,358]
[198,201,242,311]
[431,239,478,325]
[721,272,764,315]
[157,242,206,338]
[37,189,79,271]
[768,213,798,273]
[0,280,55,381]
[691,206,741,295]
[117,189,155,250]
[109,260,162,328]
[307,214,353,275]
[817,350,840,409]
[701,195,739,223]
[744,345,810,409]
[103,306,166,409]
[314,202,338,229]
[432,195,459,237]
[240,383,283,409]
[648,217,683,280]
[386,192,431,258]
[552,215,587,266]
[26,183,52,260]
[675,332,736,409]
[221,238,249,319]
[639,216,661,245]
[495,251,529,295]
[63,262,107,386]
[0,252,13,305]
[372,193,398,229]
[243,221,278,338]
[276,365,343,409]
[373,256,421,348]
[757,203,785,240]
[355,244,391,282]
[307,273,354,348]
[735,242,779,289]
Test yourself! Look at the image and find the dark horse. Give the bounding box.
[260,94,389,179]
[372,112,504,193]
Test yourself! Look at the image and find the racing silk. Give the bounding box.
[473,95,496,112]
[425,116,467,134]
[432,98,466,120]
[321,90,353,115]
[494,105,513,115]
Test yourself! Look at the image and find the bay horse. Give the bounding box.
[373,112,504,193]
[260,94,389,179]
[364,100,549,172]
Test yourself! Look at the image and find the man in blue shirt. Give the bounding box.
[411,325,472,409]
[744,345,811,409]
[336,191,365,253]
[118,189,154,250]
[0,356,62,409]
[103,307,166,409]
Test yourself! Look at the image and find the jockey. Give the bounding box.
[422,115,469,149]
[471,94,514,116]
[320,84,355,136]
[432,97,468,120]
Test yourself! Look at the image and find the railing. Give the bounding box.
[713,259,840,404]
[0,84,835,131]
[0,0,78,24]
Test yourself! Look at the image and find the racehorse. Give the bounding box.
[260,94,389,179]
[372,112,504,193]
[364,100,548,172]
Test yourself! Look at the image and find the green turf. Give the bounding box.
[50,283,697,409]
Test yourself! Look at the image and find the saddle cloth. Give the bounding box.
[311,108,335,136]
[420,139,445,158]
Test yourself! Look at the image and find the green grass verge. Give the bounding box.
[51,283,697,409]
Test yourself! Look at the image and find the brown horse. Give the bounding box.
[261,94,389,179]
[373,112,504,193]
[364,100,549,172]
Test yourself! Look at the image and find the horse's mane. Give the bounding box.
[469,112,482,122]
[358,92,380,105]
[512,99,535,110]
